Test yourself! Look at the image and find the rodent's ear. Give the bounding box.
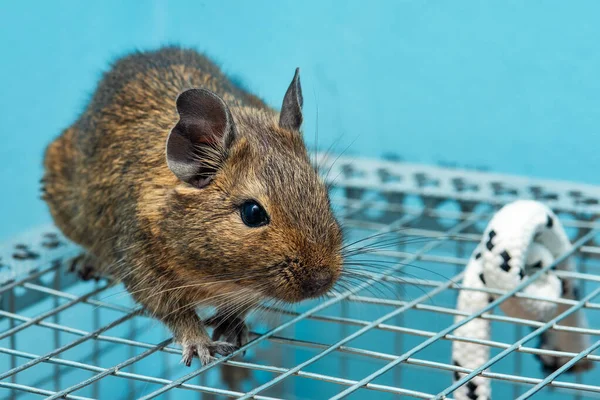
[166,88,236,188]
[279,68,303,131]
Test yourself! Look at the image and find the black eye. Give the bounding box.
[240,201,269,227]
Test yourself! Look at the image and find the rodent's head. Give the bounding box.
[164,69,343,303]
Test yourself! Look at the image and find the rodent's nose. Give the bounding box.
[301,269,334,298]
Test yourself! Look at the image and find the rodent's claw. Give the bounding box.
[181,343,208,367]
[180,340,238,367]
[206,316,249,356]
[68,253,100,281]
[208,341,239,356]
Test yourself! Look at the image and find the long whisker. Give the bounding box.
[337,274,398,299]
[339,227,416,251]
[323,135,359,189]
[341,235,446,256]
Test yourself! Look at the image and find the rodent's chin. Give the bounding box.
[264,273,337,304]
[269,291,329,304]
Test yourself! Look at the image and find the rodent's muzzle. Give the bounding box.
[300,268,335,298]
[270,243,343,302]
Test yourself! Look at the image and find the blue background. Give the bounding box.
[1,2,600,399]
[2,1,600,240]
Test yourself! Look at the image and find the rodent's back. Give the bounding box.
[76,47,267,163]
[43,47,269,262]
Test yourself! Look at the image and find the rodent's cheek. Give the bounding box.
[216,211,272,246]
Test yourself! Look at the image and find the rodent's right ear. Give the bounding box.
[279,68,303,131]
[166,89,236,188]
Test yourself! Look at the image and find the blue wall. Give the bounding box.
[1,0,600,240]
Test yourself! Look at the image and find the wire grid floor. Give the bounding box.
[2,154,600,399]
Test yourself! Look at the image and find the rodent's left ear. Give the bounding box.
[166,89,236,188]
[279,68,303,131]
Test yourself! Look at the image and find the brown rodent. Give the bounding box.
[42,47,343,366]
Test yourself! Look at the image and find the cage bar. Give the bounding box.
[1,154,600,399]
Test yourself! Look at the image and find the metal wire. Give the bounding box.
[335,230,598,399]
[436,240,599,399]
[2,154,600,399]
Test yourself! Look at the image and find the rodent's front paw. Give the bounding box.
[206,315,249,352]
[180,339,238,367]
[68,253,100,281]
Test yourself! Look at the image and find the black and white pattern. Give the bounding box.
[452,200,591,400]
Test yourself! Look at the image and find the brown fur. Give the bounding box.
[42,47,342,365]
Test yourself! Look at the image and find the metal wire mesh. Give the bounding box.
[1,154,600,399]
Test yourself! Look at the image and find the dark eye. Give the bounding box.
[240,200,269,227]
